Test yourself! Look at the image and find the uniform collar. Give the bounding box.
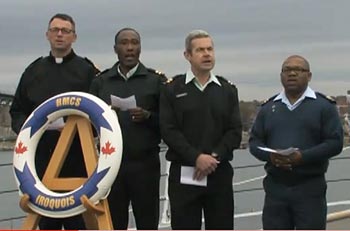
[274,86,316,110]
[185,70,221,86]
[274,86,316,101]
[105,62,148,79]
[48,49,76,64]
[117,63,140,80]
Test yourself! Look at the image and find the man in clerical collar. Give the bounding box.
[10,13,98,230]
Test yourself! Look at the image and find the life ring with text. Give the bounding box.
[13,92,123,218]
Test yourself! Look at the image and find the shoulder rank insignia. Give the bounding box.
[326,95,335,102]
[261,94,278,106]
[84,57,101,74]
[155,69,165,76]
[216,75,236,87]
[147,68,167,84]
[164,74,184,84]
[165,78,173,84]
[316,92,336,104]
[147,68,166,76]
[227,80,235,86]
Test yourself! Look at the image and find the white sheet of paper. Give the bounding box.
[258,146,298,156]
[110,95,137,111]
[47,118,65,130]
[180,166,207,187]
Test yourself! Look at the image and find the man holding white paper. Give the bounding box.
[160,30,242,230]
[110,95,136,111]
[249,55,343,230]
[89,28,167,229]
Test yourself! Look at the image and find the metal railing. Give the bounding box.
[1,151,350,229]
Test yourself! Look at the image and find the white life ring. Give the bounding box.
[13,92,123,218]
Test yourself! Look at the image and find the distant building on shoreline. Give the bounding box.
[0,93,15,150]
[1,92,350,148]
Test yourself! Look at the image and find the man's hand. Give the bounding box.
[193,154,220,181]
[287,150,303,166]
[270,150,303,170]
[270,153,292,170]
[129,107,151,122]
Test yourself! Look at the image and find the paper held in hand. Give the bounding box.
[110,95,137,111]
[258,146,298,156]
[180,166,207,187]
[47,117,65,130]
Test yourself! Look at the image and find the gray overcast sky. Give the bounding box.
[1,0,350,100]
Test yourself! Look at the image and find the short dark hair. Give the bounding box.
[282,55,310,70]
[185,29,212,52]
[114,27,141,45]
[48,13,75,30]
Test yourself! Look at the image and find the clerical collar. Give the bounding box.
[48,50,76,64]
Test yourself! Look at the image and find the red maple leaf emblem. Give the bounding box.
[15,141,28,154]
[101,141,115,156]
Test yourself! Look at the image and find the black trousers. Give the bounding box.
[262,174,327,230]
[168,162,234,230]
[108,154,160,229]
[39,215,86,230]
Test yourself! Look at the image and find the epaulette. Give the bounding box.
[216,75,236,87]
[261,94,278,106]
[316,92,336,104]
[165,78,173,84]
[147,68,166,77]
[28,56,43,67]
[164,74,183,85]
[96,68,110,77]
[24,57,43,72]
[84,57,101,75]
[147,68,168,83]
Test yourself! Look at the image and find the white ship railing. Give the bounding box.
[1,148,350,229]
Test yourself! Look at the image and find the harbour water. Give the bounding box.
[1,147,350,229]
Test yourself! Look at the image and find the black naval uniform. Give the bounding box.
[249,93,343,229]
[89,62,167,230]
[10,50,98,230]
[160,74,242,229]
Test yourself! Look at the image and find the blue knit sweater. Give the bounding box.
[249,93,343,177]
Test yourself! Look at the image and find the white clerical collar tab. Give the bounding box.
[55,58,63,64]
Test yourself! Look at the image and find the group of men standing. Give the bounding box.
[10,13,343,230]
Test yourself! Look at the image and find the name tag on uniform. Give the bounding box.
[176,92,187,98]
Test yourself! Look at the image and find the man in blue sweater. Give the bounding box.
[249,55,343,230]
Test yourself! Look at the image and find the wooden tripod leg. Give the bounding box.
[81,195,113,230]
[97,199,113,230]
[21,213,41,230]
[18,116,103,229]
[82,211,98,230]
[19,194,41,229]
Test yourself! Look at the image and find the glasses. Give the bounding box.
[48,27,75,35]
[281,67,309,74]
